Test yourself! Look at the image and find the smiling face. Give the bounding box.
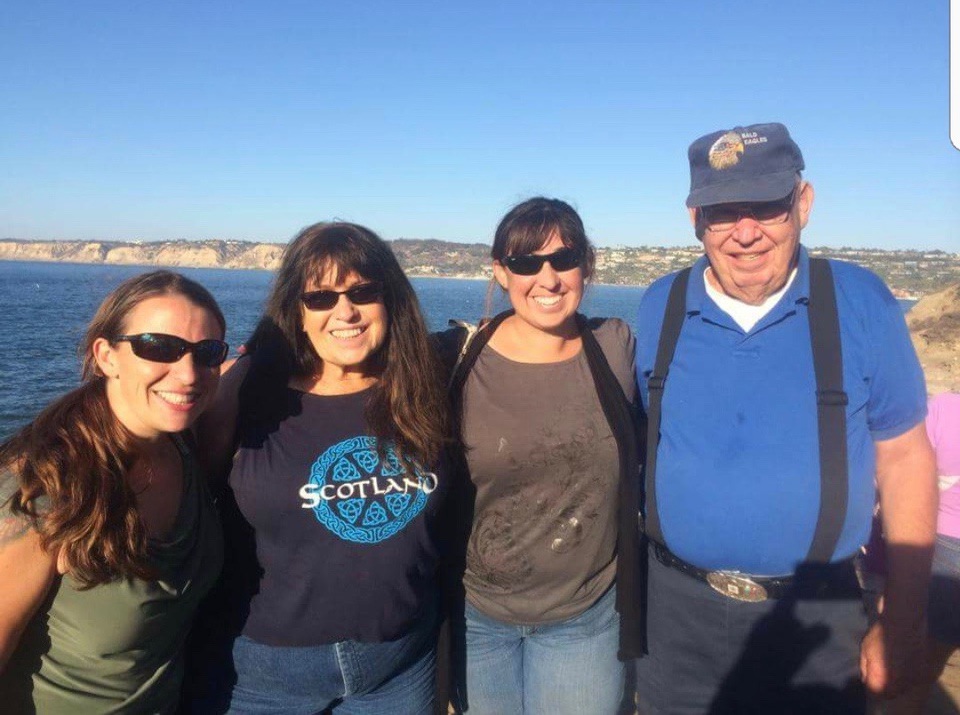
[93,293,223,440]
[692,182,814,305]
[300,265,388,383]
[493,231,585,337]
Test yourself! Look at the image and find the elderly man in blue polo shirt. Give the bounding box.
[635,122,937,714]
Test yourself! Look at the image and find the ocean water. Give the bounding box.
[0,261,646,439]
[0,261,917,440]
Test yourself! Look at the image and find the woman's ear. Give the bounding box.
[92,337,119,379]
[492,261,509,291]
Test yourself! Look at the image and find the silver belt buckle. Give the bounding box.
[706,571,768,602]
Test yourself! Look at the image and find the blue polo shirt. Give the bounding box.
[635,247,926,575]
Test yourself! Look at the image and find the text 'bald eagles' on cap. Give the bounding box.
[686,122,804,208]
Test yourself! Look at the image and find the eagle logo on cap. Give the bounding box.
[708,131,745,170]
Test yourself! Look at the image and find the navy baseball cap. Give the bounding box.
[686,122,804,208]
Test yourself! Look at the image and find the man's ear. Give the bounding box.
[689,207,705,241]
[92,337,119,379]
[797,182,815,229]
[492,261,509,290]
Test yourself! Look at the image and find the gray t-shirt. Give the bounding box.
[461,318,636,624]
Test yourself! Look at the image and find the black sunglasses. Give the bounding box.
[114,333,229,368]
[501,247,583,276]
[301,282,384,311]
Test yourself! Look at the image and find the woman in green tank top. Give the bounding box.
[0,271,227,714]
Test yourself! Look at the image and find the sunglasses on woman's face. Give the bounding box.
[113,333,229,368]
[501,247,583,276]
[300,282,384,311]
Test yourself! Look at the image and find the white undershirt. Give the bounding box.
[703,267,799,332]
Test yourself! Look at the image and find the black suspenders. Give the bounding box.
[643,258,849,564]
[805,259,849,563]
[643,267,691,548]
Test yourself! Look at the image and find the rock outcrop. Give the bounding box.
[2,240,958,292]
[0,239,286,272]
[907,283,960,395]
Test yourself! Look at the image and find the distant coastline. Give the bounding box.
[2,238,958,296]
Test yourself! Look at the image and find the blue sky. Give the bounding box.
[2,1,958,250]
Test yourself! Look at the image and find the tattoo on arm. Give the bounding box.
[0,467,42,546]
[0,511,32,546]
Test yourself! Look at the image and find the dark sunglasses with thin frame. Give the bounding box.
[501,247,583,276]
[300,282,384,311]
[114,333,229,368]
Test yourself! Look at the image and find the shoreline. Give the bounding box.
[0,257,657,288]
[0,252,951,296]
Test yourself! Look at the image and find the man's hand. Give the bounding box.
[862,421,938,698]
[860,616,928,698]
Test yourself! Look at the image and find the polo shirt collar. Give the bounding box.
[685,245,812,334]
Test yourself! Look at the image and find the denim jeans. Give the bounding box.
[460,585,624,714]
[929,533,960,644]
[221,611,437,715]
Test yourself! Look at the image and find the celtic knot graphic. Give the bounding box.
[307,436,435,544]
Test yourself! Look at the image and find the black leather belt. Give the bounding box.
[652,541,861,602]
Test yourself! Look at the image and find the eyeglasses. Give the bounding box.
[301,282,384,311]
[700,187,799,233]
[114,333,229,368]
[501,247,583,276]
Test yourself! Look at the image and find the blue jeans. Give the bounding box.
[929,533,960,645]
[460,585,625,714]
[222,613,437,715]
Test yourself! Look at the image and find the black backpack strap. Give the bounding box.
[805,258,849,563]
[448,311,512,403]
[578,316,645,658]
[644,268,691,545]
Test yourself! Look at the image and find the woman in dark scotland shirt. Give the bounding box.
[189,222,450,715]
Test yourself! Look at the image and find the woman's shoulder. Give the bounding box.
[431,322,471,359]
[583,316,635,354]
[0,465,47,545]
[582,316,637,400]
[431,320,481,385]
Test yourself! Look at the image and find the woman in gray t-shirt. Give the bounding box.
[445,197,643,714]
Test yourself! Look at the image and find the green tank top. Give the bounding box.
[0,433,223,714]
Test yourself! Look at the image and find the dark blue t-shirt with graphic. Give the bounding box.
[228,386,445,646]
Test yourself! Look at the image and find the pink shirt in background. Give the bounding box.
[928,393,960,538]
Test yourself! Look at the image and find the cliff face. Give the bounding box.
[907,283,960,395]
[0,239,284,271]
[0,240,108,264]
[2,239,958,293]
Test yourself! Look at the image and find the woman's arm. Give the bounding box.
[196,357,250,482]
[0,509,57,672]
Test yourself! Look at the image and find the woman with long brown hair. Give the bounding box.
[0,270,228,714]
[190,222,449,714]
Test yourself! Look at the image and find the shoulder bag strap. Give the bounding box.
[448,310,512,402]
[445,320,480,390]
[578,316,645,657]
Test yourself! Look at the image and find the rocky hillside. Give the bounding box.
[0,239,286,271]
[2,238,959,294]
[907,283,960,395]
[0,238,492,278]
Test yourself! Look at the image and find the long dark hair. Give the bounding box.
[244,222,448,466]
[0,271,225,588]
